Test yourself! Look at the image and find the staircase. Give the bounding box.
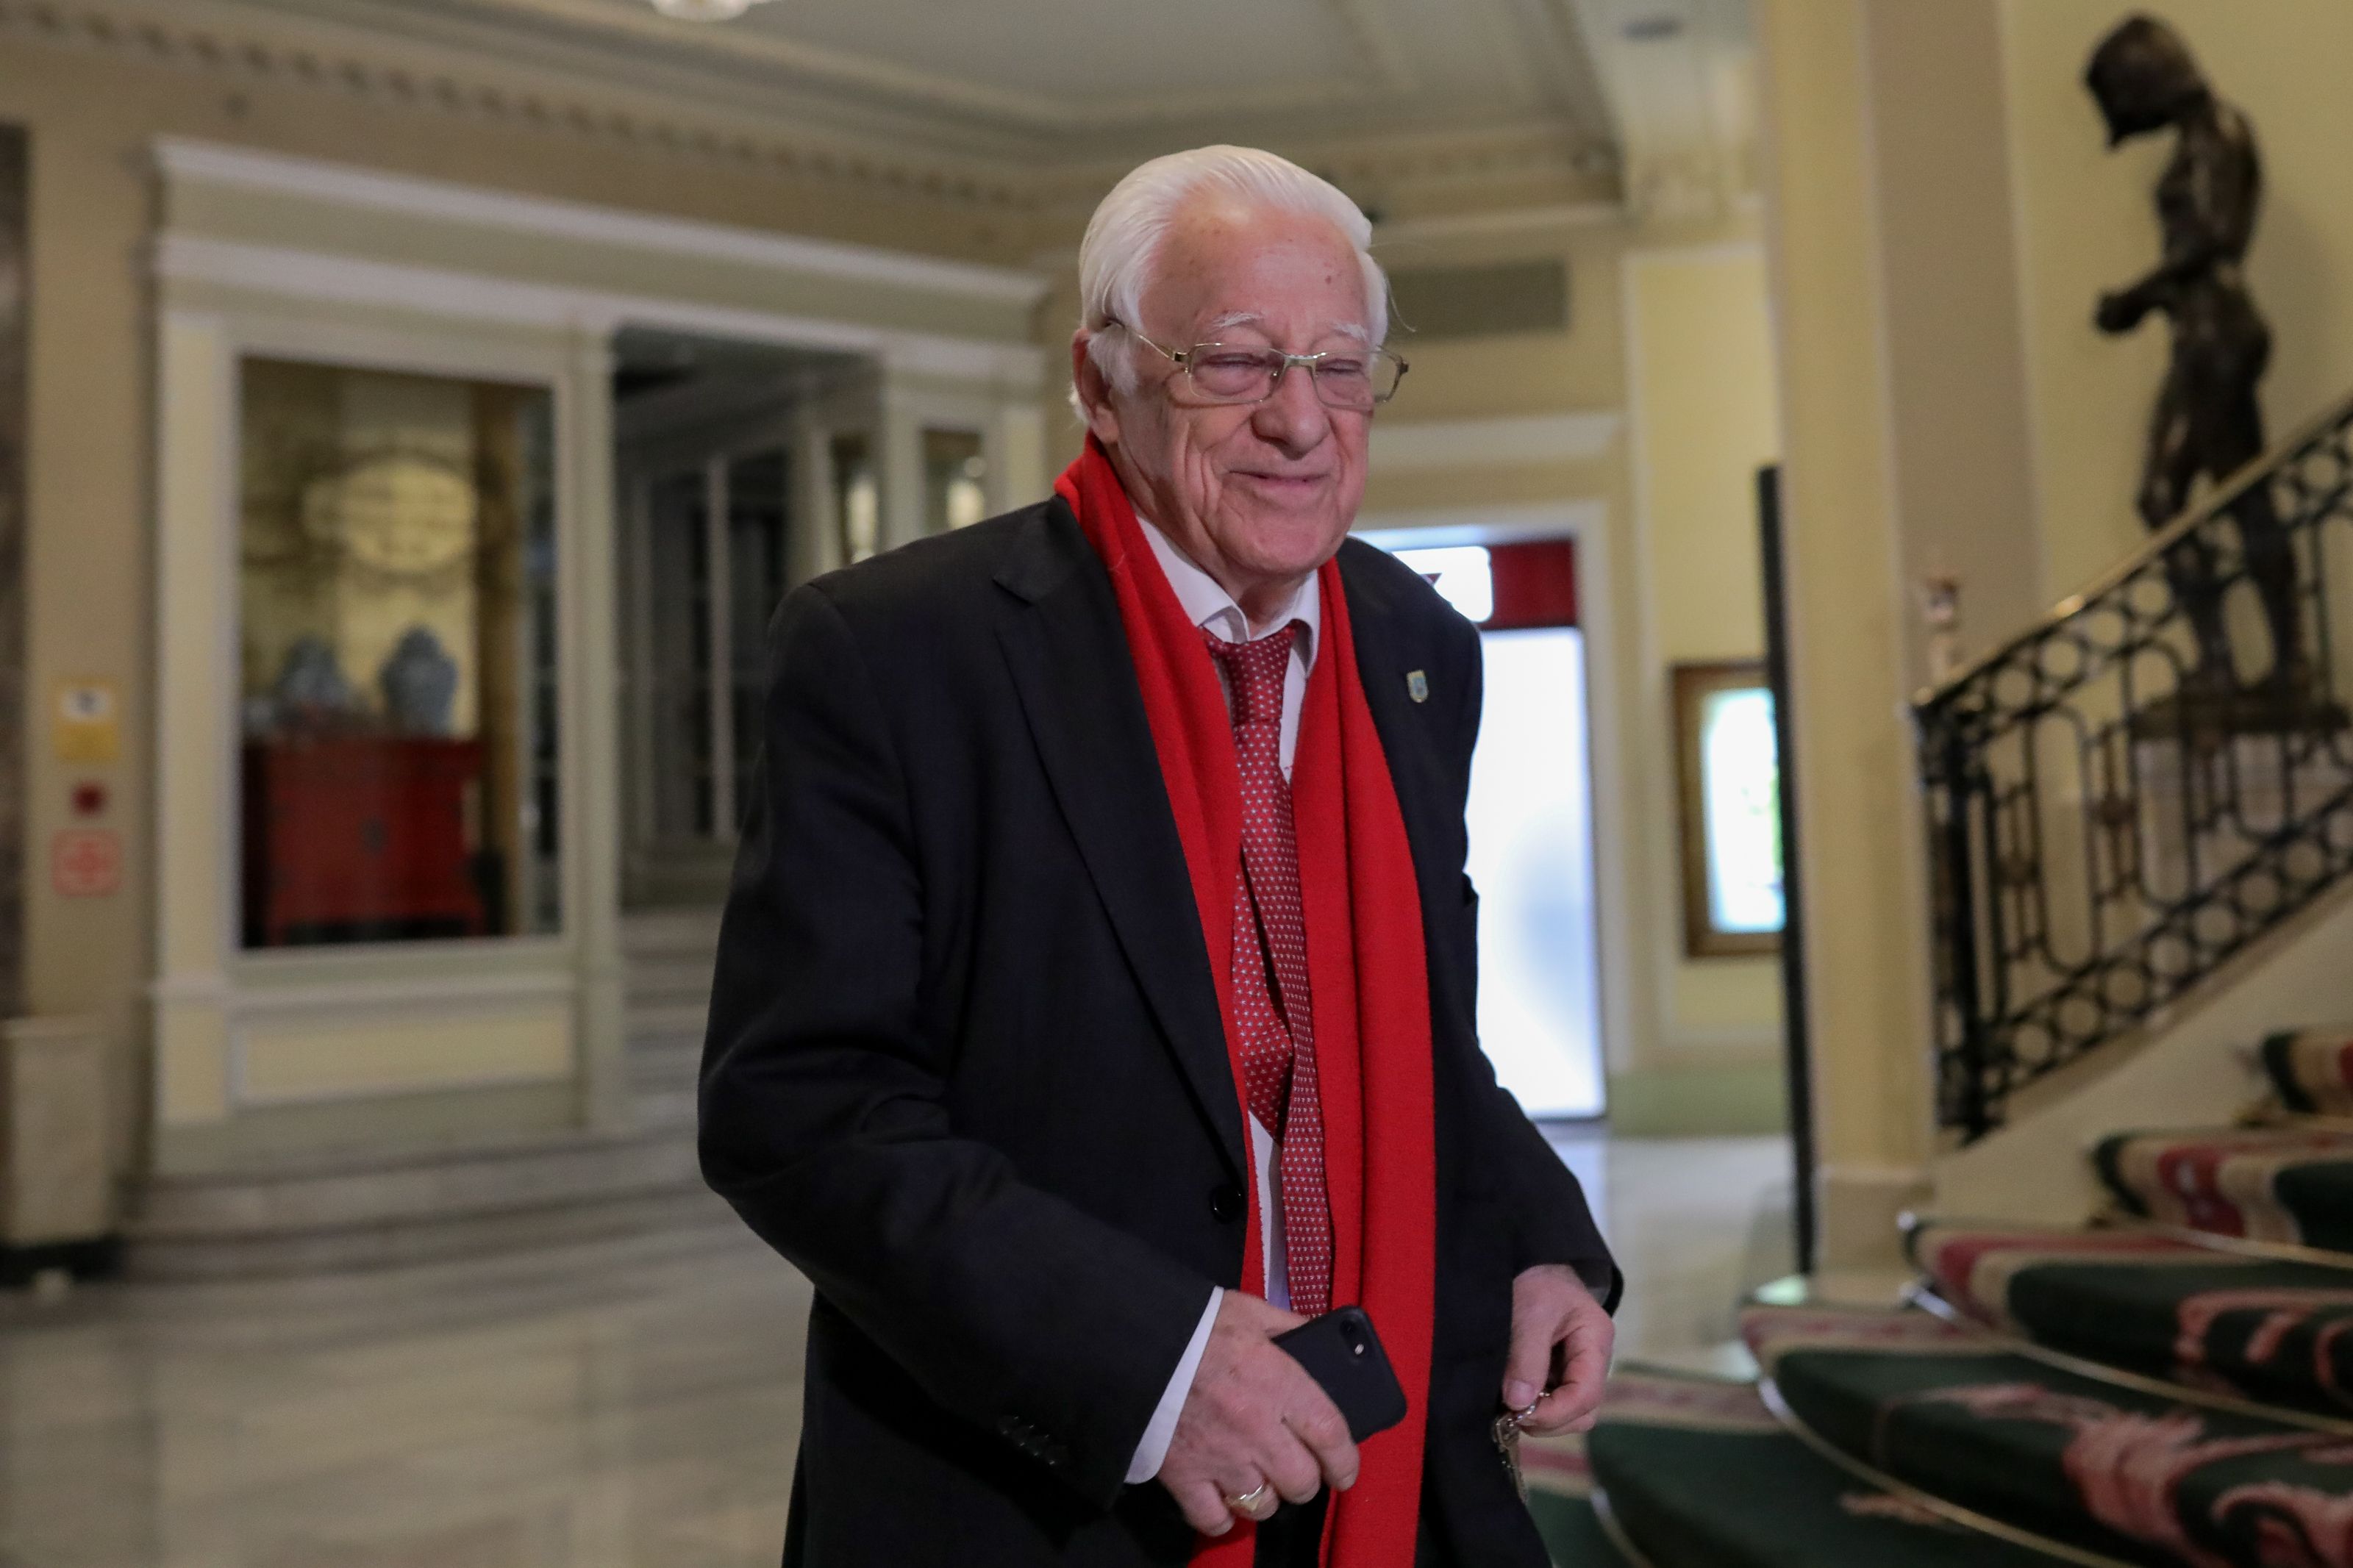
[1914,391,2353,1139]
[123,910,729,1278]
[1516,398,2353,1561]
[1529,1025,2353,1566]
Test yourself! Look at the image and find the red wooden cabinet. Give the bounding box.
[241,736,487,946]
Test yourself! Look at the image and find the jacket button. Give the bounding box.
[1209,1183,1245,1223]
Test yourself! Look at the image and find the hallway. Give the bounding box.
[0,1137,1790,1568]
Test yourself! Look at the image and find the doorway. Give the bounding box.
[1379,535,1604,1118]
[613,331,876,908]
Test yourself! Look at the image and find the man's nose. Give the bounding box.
[1249,360,1332,454]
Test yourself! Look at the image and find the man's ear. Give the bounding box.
[1069,330,1123,445]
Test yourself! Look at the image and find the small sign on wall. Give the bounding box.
[51,831,121,898]
[52,681,120,765]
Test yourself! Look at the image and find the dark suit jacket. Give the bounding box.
[700,497,1617,1567]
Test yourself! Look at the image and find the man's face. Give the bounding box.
[1076,199,1374,609]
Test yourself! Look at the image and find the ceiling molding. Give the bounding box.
[1,0,1627,232]
[334,0,1392,137]
[157,138,1051,305]
[0,0,1038,207]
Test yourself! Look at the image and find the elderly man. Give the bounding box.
[700,145,1618,1568]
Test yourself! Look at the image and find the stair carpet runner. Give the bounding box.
[1524,1026,2353,1566]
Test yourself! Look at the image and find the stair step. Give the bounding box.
[2260,1027,2353,1115]
[2095,1125,2353,1252]
[1744,1300,2353,1567]
[1518,1426,1630,1567]
[1914,1222,2353,1421]
[1540,1369,2068,1566]
[127,1120,720,1280]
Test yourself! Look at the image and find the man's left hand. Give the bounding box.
[1502,1264,1614,1436]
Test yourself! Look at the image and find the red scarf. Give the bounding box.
[1056,438,1438,1568]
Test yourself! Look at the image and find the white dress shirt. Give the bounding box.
[1124,517,1322,1484]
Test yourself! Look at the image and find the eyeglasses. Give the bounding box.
[1108,321,1407,412]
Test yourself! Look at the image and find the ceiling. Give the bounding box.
[226,0,1756,214]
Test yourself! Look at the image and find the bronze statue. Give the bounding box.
[2088,15,2304,698]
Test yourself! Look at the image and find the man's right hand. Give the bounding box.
[1156,1291,1360,1536]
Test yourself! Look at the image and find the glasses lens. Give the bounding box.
[1315,352,1404,410]
[1187,347,1279,402]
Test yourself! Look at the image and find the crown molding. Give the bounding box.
[156,139,1052,306]
[308,0,1401,138]
[2,0,1624,231]
[0,0,1038,208]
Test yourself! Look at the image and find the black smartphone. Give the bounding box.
[1272,1305,1408,1442]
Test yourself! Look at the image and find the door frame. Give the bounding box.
[1352,501,1629,1102]
[619,401,797,906]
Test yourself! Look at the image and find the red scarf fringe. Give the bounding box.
[1056,440,1436,1568]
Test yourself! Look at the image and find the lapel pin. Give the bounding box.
[1407,670,1429,704]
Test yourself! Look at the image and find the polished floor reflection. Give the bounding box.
[0,1135,1789,1567]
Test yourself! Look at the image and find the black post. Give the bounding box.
[1757,466,1818,1273]
[1938,720,1992,1141]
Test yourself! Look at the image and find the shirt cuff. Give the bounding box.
[1125,1286,1221,1484]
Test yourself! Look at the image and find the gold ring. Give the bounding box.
[1226,1481,1271,1516]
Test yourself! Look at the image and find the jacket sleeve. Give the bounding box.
[698,582,1216,1508]
[1446,620,1623,1311]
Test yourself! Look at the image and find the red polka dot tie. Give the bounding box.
[1204,625,1333,1319]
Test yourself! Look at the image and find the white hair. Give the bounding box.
[1074,146,1388,405]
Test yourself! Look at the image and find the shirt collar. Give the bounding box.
[1136,514,1320,667]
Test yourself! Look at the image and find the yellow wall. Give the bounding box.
[2000,0,2353,595]
[1624,245,1783,1082]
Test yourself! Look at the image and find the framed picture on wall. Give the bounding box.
[1673,659,1784,957]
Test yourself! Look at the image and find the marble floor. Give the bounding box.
[0,1135,1792,1568]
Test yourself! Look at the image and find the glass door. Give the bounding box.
[1390,540,1604,1118]
[626,442,795,903]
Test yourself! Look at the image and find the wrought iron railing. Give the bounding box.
[1915,390,2353,1139]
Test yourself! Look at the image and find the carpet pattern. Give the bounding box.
[1529,1370,2071,1566]
[1912,1223,2353,1417]
[1524,1023,2353,1567]
[2096,1127,2353,1252]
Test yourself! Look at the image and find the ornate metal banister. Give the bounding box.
[1915,388,2353,1139]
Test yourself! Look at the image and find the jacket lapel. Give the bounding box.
[994,501,1247,1181]
[1338,540,1453,888]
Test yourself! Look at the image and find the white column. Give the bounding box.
[150,309,238,1140]
[879,378,926,551]
[563,326,630,1131]
[990,399,1049,514]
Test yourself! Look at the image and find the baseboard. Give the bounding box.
[1816,1164,1929,1271]
[0,1234,122,1288]
[1606,1062,1789,1136]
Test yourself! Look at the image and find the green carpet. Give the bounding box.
[2095,1126,2353,1253]
[1746,1301,2353,1567]
[1529,1367,2070,1567]
[1913,1222,2353,1417]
